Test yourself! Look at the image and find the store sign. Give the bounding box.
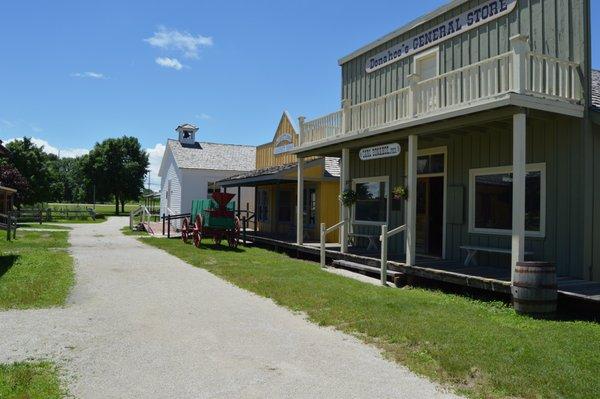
[359,143,401,161]
[366,0,517,73]
[274,133,294,155]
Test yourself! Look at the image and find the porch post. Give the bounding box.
[511,112,527,282]
[296,157,304,245]
[340,148,350,253]
[237,186,241,218]
[406,134,418,266]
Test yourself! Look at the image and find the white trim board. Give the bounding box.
[351,175,390,226]
[468,163,547,238]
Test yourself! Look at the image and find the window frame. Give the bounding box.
[468,163,546,238]
[413,47,439,80]
[351,176,390,226]
[256,189,269,223]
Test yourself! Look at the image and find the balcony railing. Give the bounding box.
[299,36,582,148]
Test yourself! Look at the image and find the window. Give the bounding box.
[257,189,269,222]
[414,48,439,80]
[353,177,389,225]
[469,164,546,237]
[417,153,445,175]
[304,188,317,226]
[278,190,292,223]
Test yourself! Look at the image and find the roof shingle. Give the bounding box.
[168,139,256,172]
[592,70,600,110]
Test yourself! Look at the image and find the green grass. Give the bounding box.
[142,238,600,399]
[0,230,74,309]
[120,226,149,236]
[18,223,72,230]
[47,202,138,217]
[0,362,64,399]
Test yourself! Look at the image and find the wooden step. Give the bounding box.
[332,259,402,278]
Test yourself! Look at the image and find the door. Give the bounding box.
[414,149,446,258]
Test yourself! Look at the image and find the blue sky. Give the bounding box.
[1,0,599,187]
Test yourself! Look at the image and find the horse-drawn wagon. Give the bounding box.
[181,192,240,248]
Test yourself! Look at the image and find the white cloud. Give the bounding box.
[145,143,165,189]
[0,119,15,128]
[144,26,213,59]
[71,71,107,79]
[5,137,89,158]
[197,113,211,120]
[155,57,184,70]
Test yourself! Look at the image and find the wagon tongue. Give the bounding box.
[210,192,235,218]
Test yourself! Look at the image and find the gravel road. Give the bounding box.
[0,217,461,399]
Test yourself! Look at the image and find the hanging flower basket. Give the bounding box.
[392,185,409,201]
[340,189,358,207]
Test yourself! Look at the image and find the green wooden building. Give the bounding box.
[291,0,600,285]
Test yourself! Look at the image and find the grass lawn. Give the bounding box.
[0,230,74,309]
[18,223,72,230]
[0,362,64,399]
[120,226,149,237]
[143,238,600,399]
[47,202,138,217]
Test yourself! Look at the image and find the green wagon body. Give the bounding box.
[191,199,236,230]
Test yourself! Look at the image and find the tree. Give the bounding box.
[83,136,149,215]
[5,137,53,204]
[0,164,30,207]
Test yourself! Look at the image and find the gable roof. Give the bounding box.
[270,111,298,142]
[592,70,600,111]
[162,139,256,174]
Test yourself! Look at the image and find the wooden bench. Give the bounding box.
[348,232,380,252]
[460,245,533,266]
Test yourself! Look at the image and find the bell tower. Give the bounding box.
[176,123,198,146]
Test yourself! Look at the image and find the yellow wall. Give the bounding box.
[256,178,339,243]
[256,114,298,169]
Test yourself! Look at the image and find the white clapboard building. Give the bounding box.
[158,124,256,221]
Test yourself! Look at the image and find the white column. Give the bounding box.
[510,34,529,94]
[406,134,418,266]
[296,157,304,245]
[340,148,350,253]
[512,113,527,282]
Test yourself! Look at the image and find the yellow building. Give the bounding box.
[219,112,339,242]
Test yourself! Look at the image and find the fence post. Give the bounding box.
[162,213,165,235]
[380,225,388,286]
[6,214,10,241]
[167,216,171,239]
[341,99,351,133]
[320,223,326,268]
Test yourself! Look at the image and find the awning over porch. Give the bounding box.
[218,157,339,188]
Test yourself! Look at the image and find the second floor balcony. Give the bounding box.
[298,36,584,151]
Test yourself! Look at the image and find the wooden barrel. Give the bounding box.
[511,261,557,316]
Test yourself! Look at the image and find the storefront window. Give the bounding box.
[469,164,545,236]
[353,178,388,224]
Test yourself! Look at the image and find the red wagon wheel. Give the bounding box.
[181,217,190,243]
[228,217,241,248]
[193,214,202,248]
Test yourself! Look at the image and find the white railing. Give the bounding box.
[527,53,581,101]
[319,220,346,268]
[129,205,151,229]
[299,43,582,147]
[380,224,406,286]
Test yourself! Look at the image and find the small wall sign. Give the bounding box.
[359,143,401,161]
[274,133,294,155]
[366,0,517,73]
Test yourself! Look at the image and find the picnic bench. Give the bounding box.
[460,245,533,266]
[348,232,380,252]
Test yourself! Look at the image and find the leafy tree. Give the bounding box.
[5,138,52,204]
[0,163,30,207]
[83,136,149,215]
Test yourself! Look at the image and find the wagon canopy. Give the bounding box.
[190,197,236,229]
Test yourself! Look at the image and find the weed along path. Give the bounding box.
[0,217,460,399]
